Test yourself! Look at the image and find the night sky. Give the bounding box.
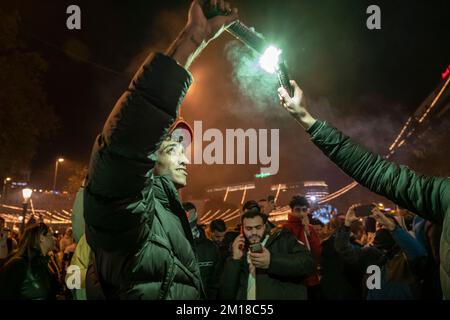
[2,0,449,210]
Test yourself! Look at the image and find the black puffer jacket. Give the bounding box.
[194,227,221,299]
[219,227,316,300]
[84,53,203,299]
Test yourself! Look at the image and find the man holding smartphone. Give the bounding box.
[219,209,316,300]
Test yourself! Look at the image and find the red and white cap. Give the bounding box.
[168,117,193,149]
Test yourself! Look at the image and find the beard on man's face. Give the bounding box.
[247,234,263,244]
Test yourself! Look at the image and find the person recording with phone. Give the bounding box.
[334,204,428,299]
[219,208,316,300]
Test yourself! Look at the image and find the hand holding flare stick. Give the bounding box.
[203,1,294,96]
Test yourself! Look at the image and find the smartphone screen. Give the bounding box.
[365,217,377,233]
[355,204,375,217]
[249,243,263,253]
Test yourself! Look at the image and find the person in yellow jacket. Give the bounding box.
[65,234,91,300]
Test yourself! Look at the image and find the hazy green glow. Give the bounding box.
[225,40,279,108]
[259,45,282,74]
[255,172,272,178]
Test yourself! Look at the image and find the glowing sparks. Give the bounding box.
[259,46,282,74]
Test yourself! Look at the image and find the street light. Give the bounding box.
[20,188,33,234]
[53,158,64,193]
[1,177,12,204]
[22,188,32,201]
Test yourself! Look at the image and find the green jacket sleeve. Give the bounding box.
[308,121,450,225]
[84,53,192,252]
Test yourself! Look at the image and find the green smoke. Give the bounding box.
[225,40,279,109]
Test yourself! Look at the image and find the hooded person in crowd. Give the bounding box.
[210,219,227,248]
[184,202,221,300]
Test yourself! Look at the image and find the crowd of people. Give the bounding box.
[0,0,448,300]
[0,195,444,300]
[194,196,444,300]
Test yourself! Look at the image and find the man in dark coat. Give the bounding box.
[184,202,221,300]
[219,209,316,300]
[83,0,238,299]
[320,215,364,300]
